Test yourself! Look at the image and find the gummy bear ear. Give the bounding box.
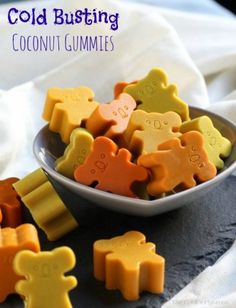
[118,93,136,109]
[148,68,168,86]
[53,247,76,271]
[199,116,214,132]
[165,112,182,128]
[124,231,145,244]
[93,137,117,154]
[13,250,36,275]
[182,131,204,148]
[47,88,61,99]
[78,86,95,101]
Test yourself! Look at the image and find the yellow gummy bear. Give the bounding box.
[123,110,182,155]
[55,128,94,179]
[180,115,232,169]
[42,87,99,144]
[124,68,190,121]
[94,231,165,301]
[13,246,77,308]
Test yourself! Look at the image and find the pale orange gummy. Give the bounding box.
[138,131,217,196]
[86,93,136,139]
[94,231,165,301]
[0,224,40,303]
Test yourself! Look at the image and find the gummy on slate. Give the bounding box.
[0,177,22,228]
[13,168,78,241]
[0,224,40,303]
[13,246,77,308]
[94,231,165,301]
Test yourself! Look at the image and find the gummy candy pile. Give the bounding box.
[43,68,232,199]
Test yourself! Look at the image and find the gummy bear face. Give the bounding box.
[83,137,115,177]
[144,113,180,131]
[89,152,109,175]
[105,93,136,121]
[73,148,90,170]
[188,145,206,169]
[30,260,60,279]
[50,88,93,104]
[204,129,222,150]
[14,247,75,278]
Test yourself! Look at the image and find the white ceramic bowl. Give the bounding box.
[33,107,236,217]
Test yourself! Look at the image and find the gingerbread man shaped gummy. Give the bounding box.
[74,137,148,198]
[138,131,217,196]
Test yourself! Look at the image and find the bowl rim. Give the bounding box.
[33,106,236,207]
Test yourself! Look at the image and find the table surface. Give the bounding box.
[2,175,236,308]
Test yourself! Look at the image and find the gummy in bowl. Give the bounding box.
[33,106,236,217]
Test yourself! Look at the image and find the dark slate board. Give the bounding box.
[2,176,236,308]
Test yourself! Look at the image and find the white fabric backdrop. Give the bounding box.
[0,0,236,307]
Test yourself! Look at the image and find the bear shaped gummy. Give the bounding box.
[86,93,136,139]
[138,131,217,196]
[13,246,77,308]
[13,169,78,241]
[124,68,189,121]
[94,231,165,301]
[123,110,182,155]
[180,115,232,169]
[55,128,94,179]
[43,86,99,144]
[74,137,149,198]
[0,224,40,303]
[0,177,22,228]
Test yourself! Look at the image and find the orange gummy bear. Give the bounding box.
[0,178,22,228]
[42,87,99,144]
[0,224,40,303]
[74,137,148,198]
[86,93,136,139]
[94,231,165,301]
[138,131,217,196]
[114,81,138,99]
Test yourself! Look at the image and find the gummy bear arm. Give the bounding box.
[64,276,78,290]
[117,148,132,162]
[15,280,29,296]
[158,138,181,151]
[183,176,196,188]
[138,154,158,168]
[42,89,60,121]
[221,138,232,157]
